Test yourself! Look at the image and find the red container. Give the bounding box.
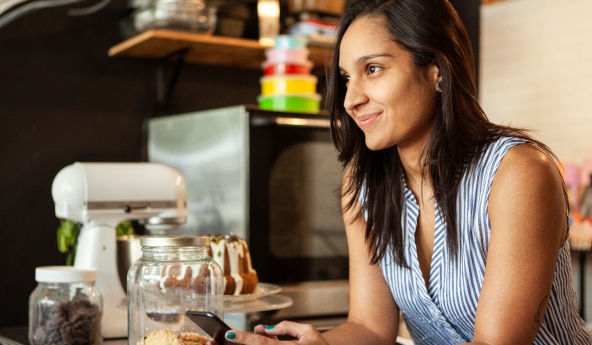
[263,61,313,76]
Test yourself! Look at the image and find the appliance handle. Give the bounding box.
[251,116,330,129]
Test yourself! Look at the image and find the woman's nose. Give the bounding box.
[343,80,368,112]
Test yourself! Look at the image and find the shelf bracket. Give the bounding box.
[154,46,190,114]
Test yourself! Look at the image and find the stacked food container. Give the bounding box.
[258,35,321,113]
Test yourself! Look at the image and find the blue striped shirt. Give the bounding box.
[378,136,592,344]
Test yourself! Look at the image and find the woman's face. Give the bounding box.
[339,15,440,153]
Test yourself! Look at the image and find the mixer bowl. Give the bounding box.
[117,235,144,292]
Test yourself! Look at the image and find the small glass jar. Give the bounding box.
[29,266,102,345]
[127,236,224,344]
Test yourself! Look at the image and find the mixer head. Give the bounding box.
[51,162,187,228]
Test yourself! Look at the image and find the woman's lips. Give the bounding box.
[357,112,381,128]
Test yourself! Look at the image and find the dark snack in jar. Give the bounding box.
[31,289,101,345]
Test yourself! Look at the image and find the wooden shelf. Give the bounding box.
[108,29,334,70]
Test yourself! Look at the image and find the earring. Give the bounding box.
[436,80,443,93]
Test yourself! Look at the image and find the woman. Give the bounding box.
[216,0,592,344]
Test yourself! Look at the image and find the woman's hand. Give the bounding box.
[207,321,330,345]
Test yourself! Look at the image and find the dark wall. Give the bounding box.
[0,0,260,326]
[0,0,479,327]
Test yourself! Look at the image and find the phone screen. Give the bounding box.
[186,311,236,345]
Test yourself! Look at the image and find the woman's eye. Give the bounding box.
[340,74,350,86]
[367,65,382,75]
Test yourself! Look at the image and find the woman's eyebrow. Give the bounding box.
[342,53,393,68]
[356,53,393,64]
[339,53,393,72]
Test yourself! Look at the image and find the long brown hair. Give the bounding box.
[327,0,564,267]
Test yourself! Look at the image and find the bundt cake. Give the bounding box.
[208,234,259,296]
[155,234,258,296]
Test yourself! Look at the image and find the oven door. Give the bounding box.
[247,110,348,284]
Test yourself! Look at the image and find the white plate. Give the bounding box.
[223,283,281,303]
[224,294,293,313]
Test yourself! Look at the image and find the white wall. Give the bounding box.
[481,0,592,325]
[481,0,592,163]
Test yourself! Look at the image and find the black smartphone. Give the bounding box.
[186,311,238,345]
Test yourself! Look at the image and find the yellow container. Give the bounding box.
[260,75,317,95]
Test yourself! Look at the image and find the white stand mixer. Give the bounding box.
[51,162,187,339]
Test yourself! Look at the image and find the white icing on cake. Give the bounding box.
[209,240,228,292]
[225,240,244,296]
[208,235,256,296]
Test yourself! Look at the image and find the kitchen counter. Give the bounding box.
[0,326,126,345]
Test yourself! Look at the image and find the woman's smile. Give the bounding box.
[356,111,382,129]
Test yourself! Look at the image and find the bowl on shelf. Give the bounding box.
[214,1,250,37]
[132,0,218,33]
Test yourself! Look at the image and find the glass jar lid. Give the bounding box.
[140,235,210,247]
[35,266,97,283]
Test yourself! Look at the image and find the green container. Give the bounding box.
[258,93,321,113]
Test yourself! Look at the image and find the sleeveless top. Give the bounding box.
[378,136,592,344]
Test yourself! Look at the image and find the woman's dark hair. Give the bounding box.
[327,0,566,267]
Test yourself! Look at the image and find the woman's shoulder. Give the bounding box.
[496,137,559,176]
[483,134,561,188]
[488,137,568,245]
[485,135,528,155]
[466,136,529,180]
[464,135,560,193]
[489,136,565,218]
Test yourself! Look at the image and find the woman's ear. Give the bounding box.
[429,63,441,85]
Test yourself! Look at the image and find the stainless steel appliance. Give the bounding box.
[148,105,349,327]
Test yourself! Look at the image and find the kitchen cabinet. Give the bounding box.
[108,29,334,70]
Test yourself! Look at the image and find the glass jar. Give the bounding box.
[127,236,224,344]
[29,266,102,345]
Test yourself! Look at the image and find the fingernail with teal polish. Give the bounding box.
[226,331,237,340]
[265,325,275,331]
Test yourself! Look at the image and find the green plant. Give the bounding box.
[56,219,79,266]
[56,219,135,265]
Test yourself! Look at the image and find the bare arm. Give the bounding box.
[321,165,400,345]
[466,144,567,344]
[221,166,400,345]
